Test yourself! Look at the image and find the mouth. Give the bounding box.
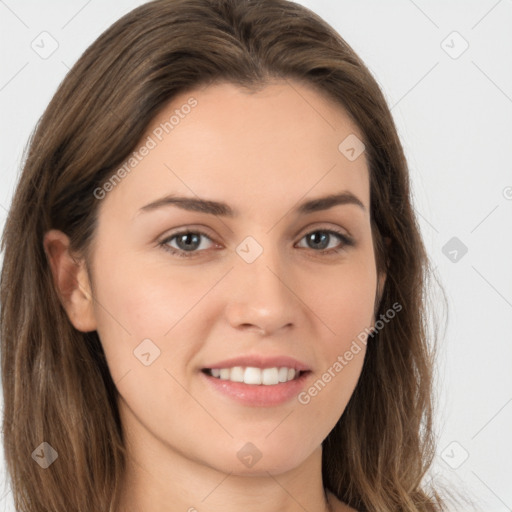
[200,364,312,407]
[202,366,308,386]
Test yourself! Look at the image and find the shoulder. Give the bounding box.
[326,490,359,512]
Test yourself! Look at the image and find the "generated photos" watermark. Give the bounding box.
[297,301,402,405]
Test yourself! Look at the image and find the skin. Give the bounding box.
[44,80,386,512]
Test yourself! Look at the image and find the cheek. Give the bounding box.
[92,247,205,335]
[303,255,377,342]
[90,252,219,382]
[296,256,376,411]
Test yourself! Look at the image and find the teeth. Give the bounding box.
[278,367,289,382]
[230,366,245,382]
[262,367,278,385]
[208,366,301,385]
[244,367,262,385]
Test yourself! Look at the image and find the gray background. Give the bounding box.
[1,1,511,510]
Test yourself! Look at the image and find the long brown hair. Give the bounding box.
[1,0,449,510]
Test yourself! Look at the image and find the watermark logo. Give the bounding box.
[133,338,161,366]
[441,441,469,469]
[237,442,262,468]
[236,236,264,263]
[442,236,468,263]
[338,134,365,161]
[32,442,58,468]
[441,31,469,60]
[31,31,59,59]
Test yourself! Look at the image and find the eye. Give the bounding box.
[160,230,216,258]
[296,229,353,254]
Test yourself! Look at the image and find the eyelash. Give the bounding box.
[159,227,354,259]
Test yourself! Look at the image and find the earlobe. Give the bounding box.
[43,229,97,332]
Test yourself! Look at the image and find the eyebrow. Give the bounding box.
[137,191,366,217]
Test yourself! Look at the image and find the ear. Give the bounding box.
[43,229,97,332]
[375,236,391,311]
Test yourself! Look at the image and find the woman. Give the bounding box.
[1,0,449,510]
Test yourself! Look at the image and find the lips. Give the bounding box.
[201,355,312,406]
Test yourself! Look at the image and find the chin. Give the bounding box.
[205,437,320,477]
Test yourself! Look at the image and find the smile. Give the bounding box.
[203,366,304,385]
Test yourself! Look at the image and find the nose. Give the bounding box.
[224,246,300,336]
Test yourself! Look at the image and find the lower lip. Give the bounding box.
[201,371,311,407]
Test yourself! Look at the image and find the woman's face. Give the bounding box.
[81,80,384,475]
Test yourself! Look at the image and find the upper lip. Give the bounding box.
[203,355,311,372]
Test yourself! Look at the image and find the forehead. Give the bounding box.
[98,80,370,221]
